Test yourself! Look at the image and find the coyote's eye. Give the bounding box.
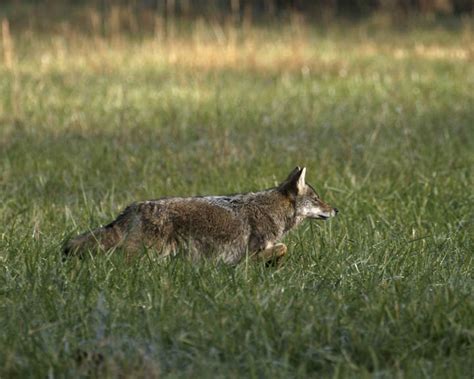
[307,184,320,199]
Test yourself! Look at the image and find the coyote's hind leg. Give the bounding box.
[251,243,287,266]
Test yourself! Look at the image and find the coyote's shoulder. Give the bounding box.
[64,167,337,264]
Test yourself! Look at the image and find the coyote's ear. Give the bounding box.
[278,166,306,195]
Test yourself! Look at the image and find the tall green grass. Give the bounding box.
[0,16,473,377]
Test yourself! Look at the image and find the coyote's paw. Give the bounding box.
[252,243,287,267]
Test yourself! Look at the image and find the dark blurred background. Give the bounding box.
[1,0,472,34]
[2,0,473,16]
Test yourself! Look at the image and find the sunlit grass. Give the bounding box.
[0,15,473,378]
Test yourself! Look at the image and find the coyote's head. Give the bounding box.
[278,166,338,221]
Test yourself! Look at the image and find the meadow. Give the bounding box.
[0,11,473,377]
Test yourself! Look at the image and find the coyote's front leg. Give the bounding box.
[251,243,287,266]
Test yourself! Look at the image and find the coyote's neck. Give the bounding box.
[252,190,298,236]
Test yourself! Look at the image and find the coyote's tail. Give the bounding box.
[63,225,121,257]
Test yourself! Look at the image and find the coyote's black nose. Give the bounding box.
[334,208,339,214]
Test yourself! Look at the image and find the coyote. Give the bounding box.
[64,167,338,264]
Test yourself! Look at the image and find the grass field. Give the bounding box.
[1,13,473,377]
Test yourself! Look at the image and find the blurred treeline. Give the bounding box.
[1,0,472,35]
[3,0,473,18]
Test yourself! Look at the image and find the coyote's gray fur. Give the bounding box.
[64,167,338,264]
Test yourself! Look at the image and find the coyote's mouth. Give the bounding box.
[318,214,329,220]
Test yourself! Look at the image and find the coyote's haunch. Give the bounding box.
[64,167,338,264]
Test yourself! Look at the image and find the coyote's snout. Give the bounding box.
[64,166,338,264]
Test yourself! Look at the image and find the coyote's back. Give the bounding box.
[64,167,338,264]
